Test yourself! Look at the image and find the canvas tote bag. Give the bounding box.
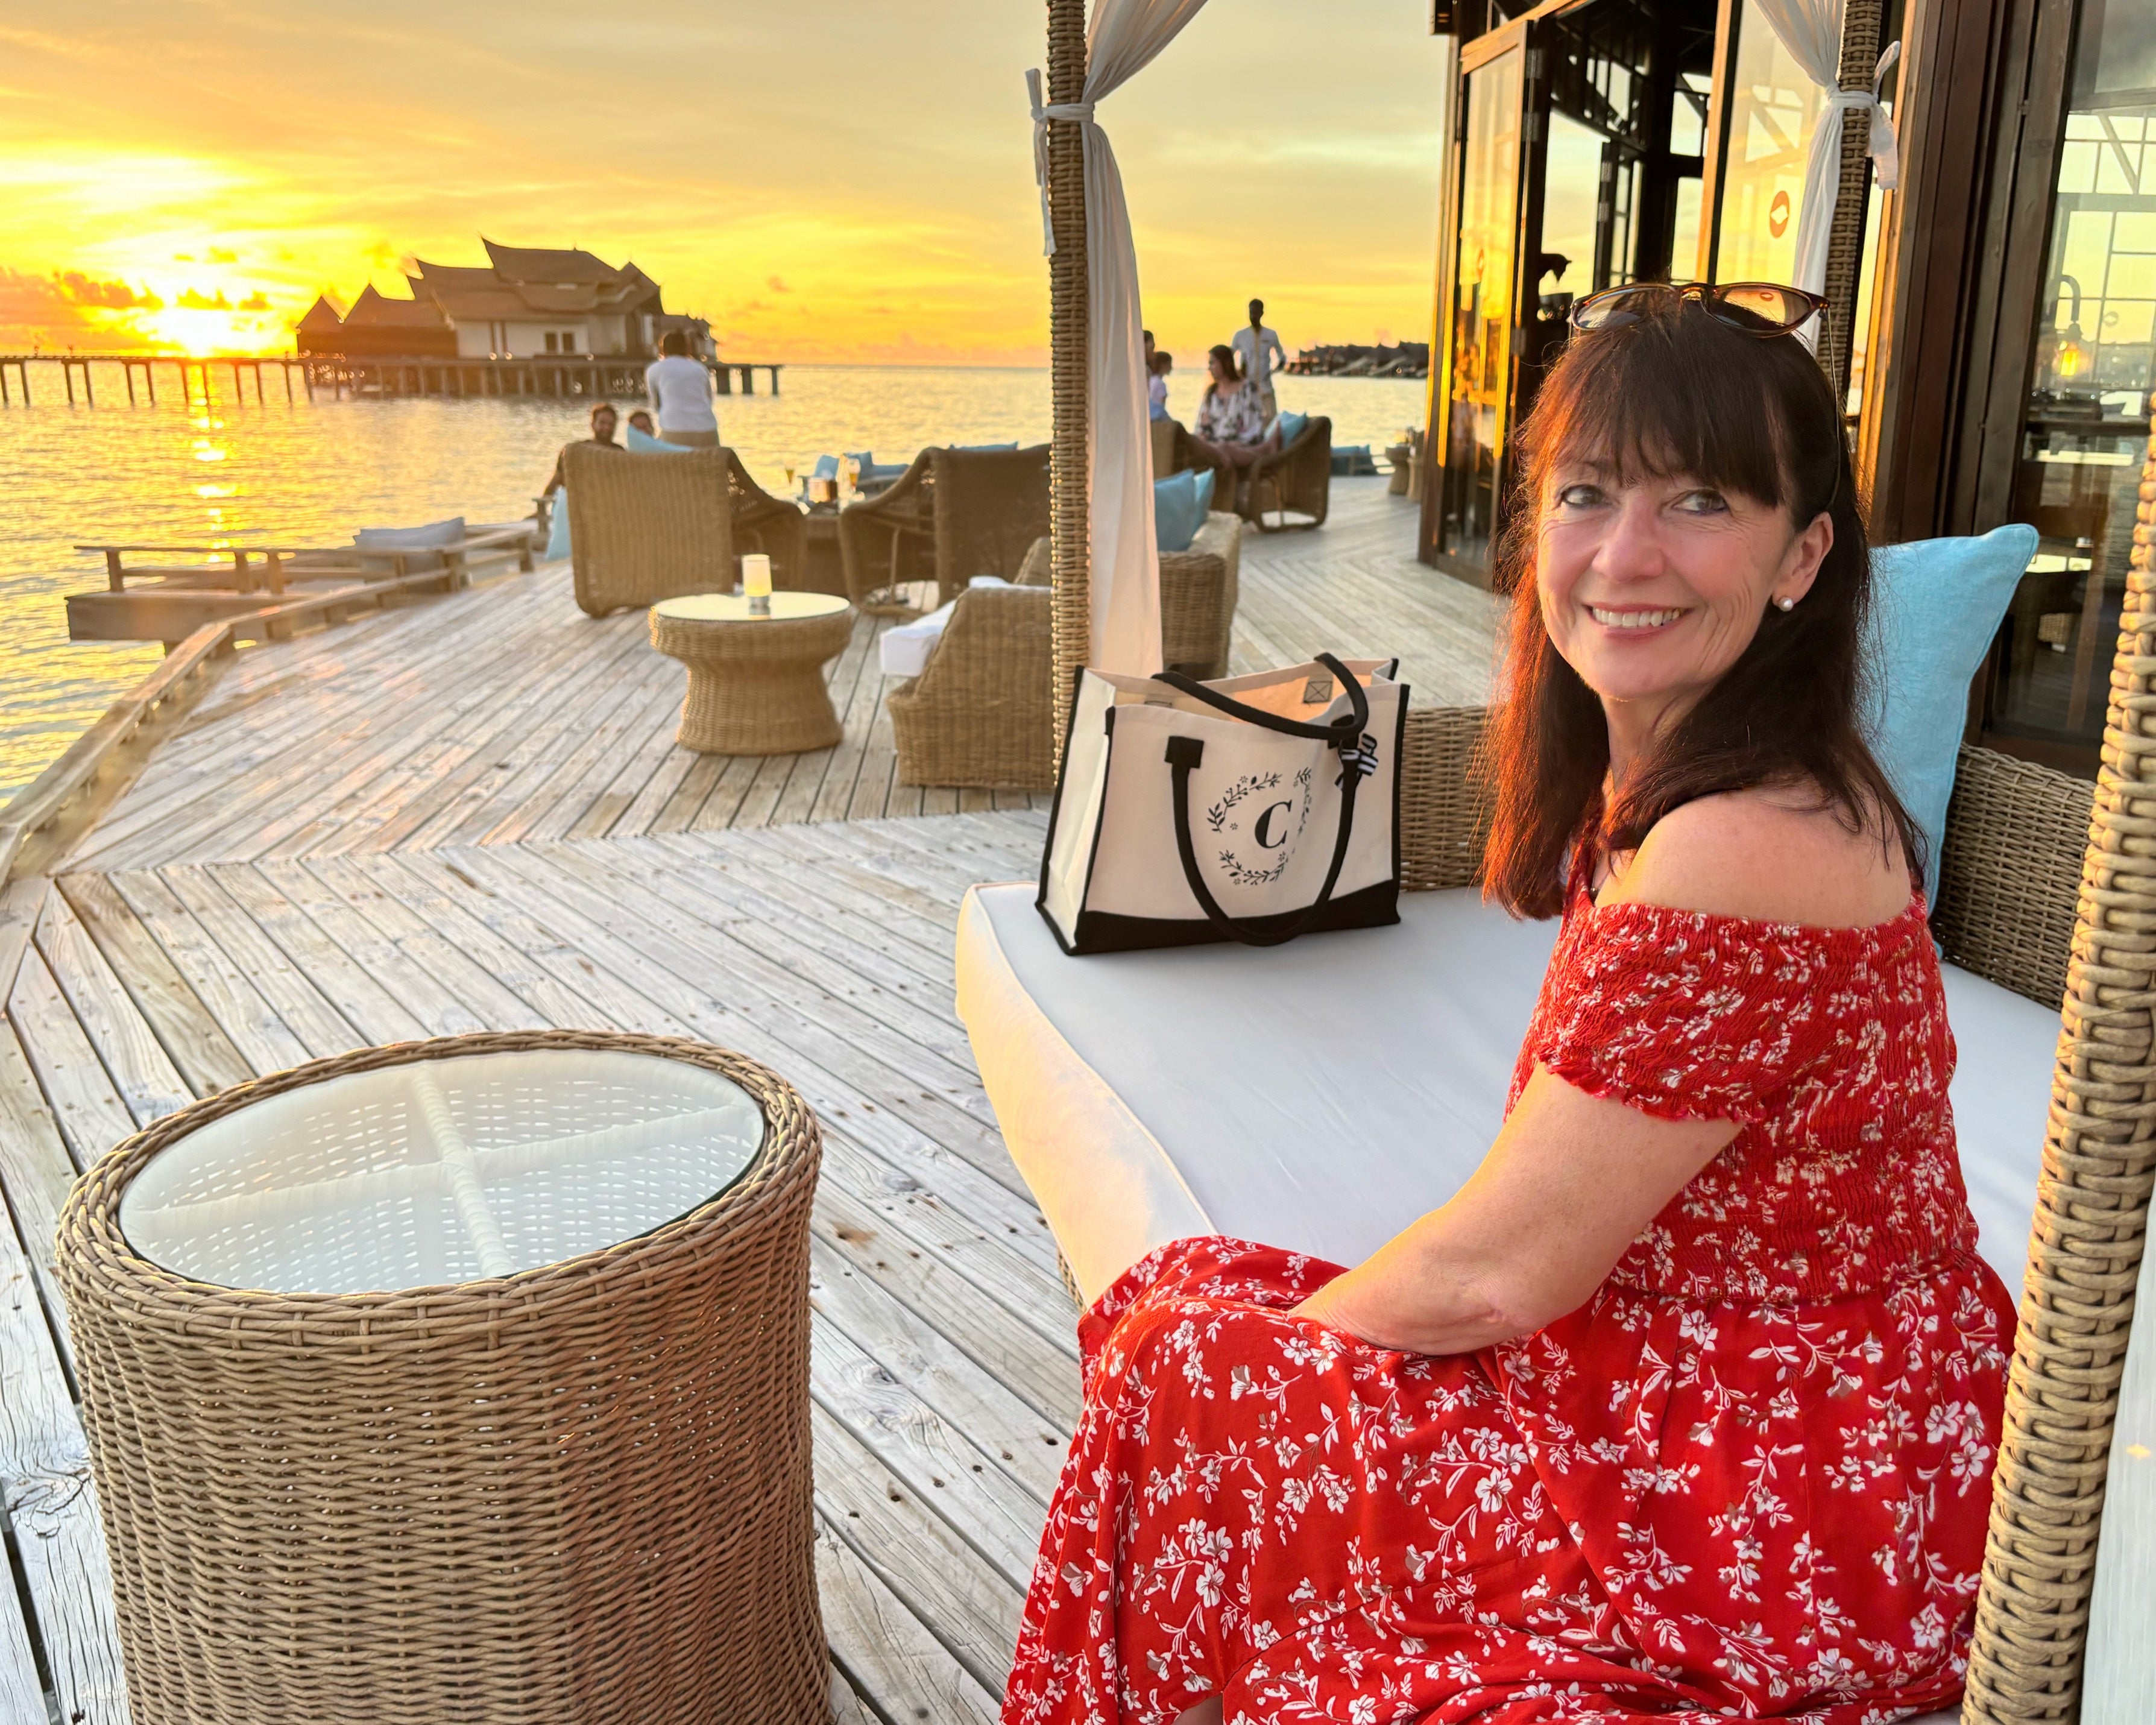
[1038,653,1407,953]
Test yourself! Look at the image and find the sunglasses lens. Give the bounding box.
[1712,285,1817,330]
[1572,287,1663,331]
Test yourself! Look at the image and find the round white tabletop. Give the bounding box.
[118,1047,765,1294]
[652,591,851,623]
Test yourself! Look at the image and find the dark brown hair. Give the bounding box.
[1481,295,1918,918]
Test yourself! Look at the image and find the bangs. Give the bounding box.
[1530,305,1798,509]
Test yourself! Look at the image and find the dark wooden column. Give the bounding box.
[1858,0,2072,544]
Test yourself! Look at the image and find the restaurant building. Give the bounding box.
[1418,0,2154,778]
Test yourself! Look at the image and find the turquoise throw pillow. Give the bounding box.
[1193,467,1215,516]
[545,491,570,561]
[626,427,691,453]
[1865,524,2038,905]
[1154,470,1203,553]
[1276,410,1308,446]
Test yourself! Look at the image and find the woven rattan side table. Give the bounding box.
[650,591,854,754]
[57,1030,830,1725]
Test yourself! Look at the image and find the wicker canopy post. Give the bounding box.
[1047,0,1089,764]
[1963,429,2156,1723]
[1820,0,1885,403]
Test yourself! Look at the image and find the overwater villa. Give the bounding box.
[0,1,2149,1723]
[297,240,709,362]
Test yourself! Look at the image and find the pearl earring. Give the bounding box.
[1775,595,1796,611]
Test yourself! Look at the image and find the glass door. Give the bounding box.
[1982,0,2155,771]
[1434,22,1529,579]
[1426,0,1721,585]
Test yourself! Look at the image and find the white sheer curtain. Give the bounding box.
[1751,0,1901,296]
[1030,0,1210,675]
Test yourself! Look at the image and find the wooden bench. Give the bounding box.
[67,528,537,645]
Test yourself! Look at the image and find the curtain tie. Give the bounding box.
[1027,68,1096,257]
[1829,42,1902,193]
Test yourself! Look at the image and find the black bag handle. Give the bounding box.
[1153,652,1369,743]
[1164,733,1362,948]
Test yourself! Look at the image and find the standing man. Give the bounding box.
[1232,298,1287,422]
[645,330,720,447]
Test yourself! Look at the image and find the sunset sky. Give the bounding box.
[0,0,1449,367]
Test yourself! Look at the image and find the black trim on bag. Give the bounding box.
[1387,678,1410,889]
[1068,878,1401,953]
[1038,684,1126,956]
[1035,670,1096,907]
[1153,651,1369,743]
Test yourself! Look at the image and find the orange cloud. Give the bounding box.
[0,266,166,347]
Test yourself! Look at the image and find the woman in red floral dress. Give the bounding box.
[1002,289,2017,1725]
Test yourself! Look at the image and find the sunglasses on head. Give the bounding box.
[1568,282,1829,337]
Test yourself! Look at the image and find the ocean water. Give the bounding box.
[0,363,1427,801]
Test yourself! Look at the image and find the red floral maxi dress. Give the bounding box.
[1001,878,2019,1724]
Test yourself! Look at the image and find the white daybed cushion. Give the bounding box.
[878,577,1012,679]
[956,881,2057,1308]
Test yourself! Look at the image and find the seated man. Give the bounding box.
[543,402,623,496]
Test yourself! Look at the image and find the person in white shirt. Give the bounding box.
[1231,299,1287,421]
[644,331,720,447]
[1148,350,1173,421]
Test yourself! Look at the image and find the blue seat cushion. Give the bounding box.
[626,427,691,453]
[1865,524,2040,904]
[545,494,570,561]
[1155,469,1211,553]
[1275,410,1308,447]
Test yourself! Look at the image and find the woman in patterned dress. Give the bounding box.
[1191,344,1281,476]
[1001,290,2017,1725]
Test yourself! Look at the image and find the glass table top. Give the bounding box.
[119,1047,765,1295]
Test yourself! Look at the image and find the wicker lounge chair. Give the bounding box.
[564,443,734,619]
[720,450,814,594]
[1157,417,1331,532]
[887,512,1240,790]
[1240,413,1333,532]
[839,444,1051,614]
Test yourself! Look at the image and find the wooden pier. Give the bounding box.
[0,479,1496,1723]
[0,352,781,406]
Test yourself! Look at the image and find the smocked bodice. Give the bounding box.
[1507,869,1978,1302]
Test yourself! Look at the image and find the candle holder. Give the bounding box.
[742,553,774,617]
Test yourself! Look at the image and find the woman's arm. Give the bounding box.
[1290,1069,1733,1352]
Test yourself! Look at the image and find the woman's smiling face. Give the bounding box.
[1534,456,1832,727]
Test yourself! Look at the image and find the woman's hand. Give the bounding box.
[1287,1066,1736,1356]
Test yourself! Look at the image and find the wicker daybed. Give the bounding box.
[564,443,734,619]
[1027,0,2154,1704]
[837,444,1050,612]
[887,512,1241,790]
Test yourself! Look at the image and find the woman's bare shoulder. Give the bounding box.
[1601,785,1911,927]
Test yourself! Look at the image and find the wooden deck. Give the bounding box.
[66,480,1498,872]
[0,478,1500,1724]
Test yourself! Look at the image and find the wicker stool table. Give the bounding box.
[58,1031,829,1725]
[650,591,854,754]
